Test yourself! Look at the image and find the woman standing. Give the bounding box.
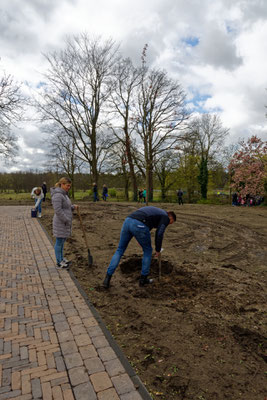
[51,177,78,268]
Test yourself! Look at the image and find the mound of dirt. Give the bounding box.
[41,201,267,400]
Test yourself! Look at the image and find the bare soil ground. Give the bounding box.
[39,200,266,400]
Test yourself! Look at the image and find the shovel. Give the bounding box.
[158,252,162,281]
[77,207,93,267]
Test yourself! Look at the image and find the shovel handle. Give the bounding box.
[158,252,162,281]
[77,207,89,249]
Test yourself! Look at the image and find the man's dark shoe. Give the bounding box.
[103,273,112,289]
[139,275,153,287]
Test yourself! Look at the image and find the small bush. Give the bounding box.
[116,191,125,201]
[109,188,117,197]
[197,195,229,205]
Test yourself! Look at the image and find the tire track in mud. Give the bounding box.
[170,211,267,272]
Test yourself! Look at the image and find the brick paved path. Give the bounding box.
[0,206,151,400]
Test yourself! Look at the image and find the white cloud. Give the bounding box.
[0,0,266,171]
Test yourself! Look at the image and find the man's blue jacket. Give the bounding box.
[128,206,170,252]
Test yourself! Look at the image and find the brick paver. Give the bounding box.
[0,206,151,400]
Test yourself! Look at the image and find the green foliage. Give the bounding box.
[198,158,208,199]
[108,188,117,197]
[197,194,229,205]
[174,153,200,203]
[0,191,32,201]
[115,190,125,200]
[71,190,91,200]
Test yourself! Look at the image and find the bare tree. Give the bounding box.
[37,34,119,185]
[105,142,130,200]
[45,125,85,198]
[154,150,178,200]
[187,113,229,199]
[108,58,142,201]
[134,53,188,202]
[0,69,24,159]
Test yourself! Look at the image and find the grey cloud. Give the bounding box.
[120,0,243,72]
[244,86,267,123]
[0,6,41,55]
[0,128,49,172]
[21,0,66,19]
[239,0,267,22]
[11,126,50,171]
[18,130,43,150]
[120,34,159,67]
[196,26,243,70]
[0,0,76,56]
[13,152,48,172]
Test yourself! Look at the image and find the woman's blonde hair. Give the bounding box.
[55,177,72,188]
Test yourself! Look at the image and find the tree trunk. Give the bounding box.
[91,124,98,186]
[161,185,166,200]
[145,166,149,206]
[198,157,208,199]
[125,135,138,201]
[149,167,153,202]
[70,155,75,200]
[129,163,137,201]
[124,177,129,201]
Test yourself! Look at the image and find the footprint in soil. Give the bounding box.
[231,325,267,362]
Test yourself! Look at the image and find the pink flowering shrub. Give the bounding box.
[229,136,267,197]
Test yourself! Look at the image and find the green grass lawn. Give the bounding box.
[0,188,232,204]
[0,191,32,201]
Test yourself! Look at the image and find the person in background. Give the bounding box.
[103,206,176,289]
[93,183,99,202]
[50,177,78,269]
[232,192,238,206]
[177,188,183,205]
[102,184,108,201]
[138,189,143,203]
[42,182,47,202]
[142,188,146,203]
[31,187,44,218]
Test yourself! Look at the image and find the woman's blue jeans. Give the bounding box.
[107,217,152,276]
[54,238,66,264]
[35,199,42,213]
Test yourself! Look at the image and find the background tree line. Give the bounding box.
[0,162,229,203]
[0,171,138,196]
[35,35,230,203]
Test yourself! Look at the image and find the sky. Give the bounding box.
[1,0,267,172]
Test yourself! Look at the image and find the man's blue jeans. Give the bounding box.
[107,217,152,276]
[54,238,66,264]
